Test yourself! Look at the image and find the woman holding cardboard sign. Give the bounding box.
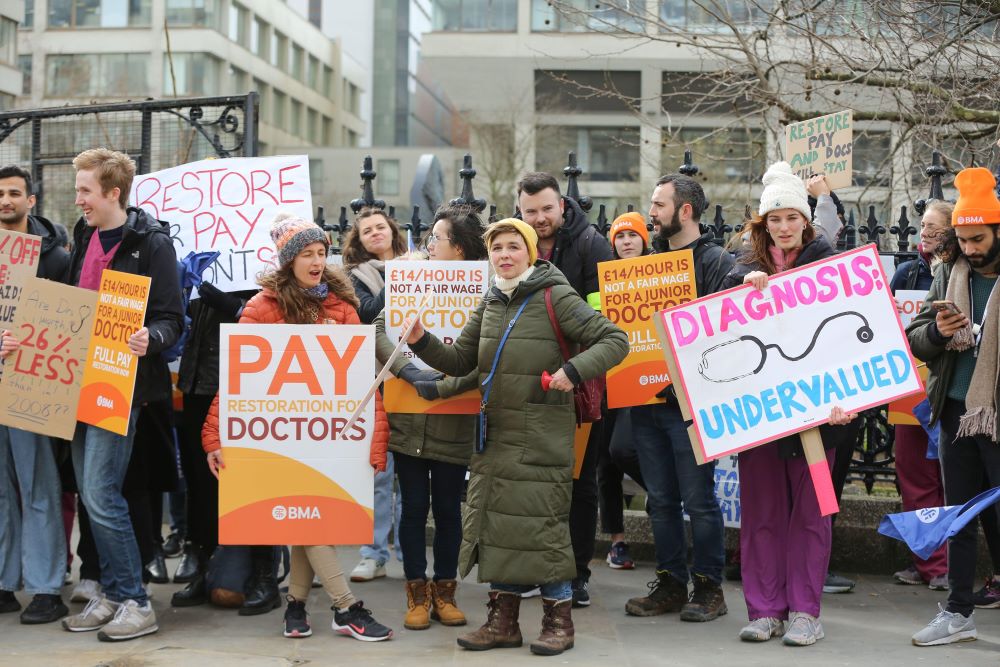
[373,205,485,631]
[402,218,627,656]
[201,214,394,642]
[721,162,857,647]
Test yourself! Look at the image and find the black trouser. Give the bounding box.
[939,398,1000,616]
[394,452,466,581]
[598,407,646,534]
[570,412,603,581]
[828,418,862,527]
[179,393,219,562]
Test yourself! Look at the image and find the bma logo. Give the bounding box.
[917,508,940,524]
[958,216,985,224]
[272,504,321,521]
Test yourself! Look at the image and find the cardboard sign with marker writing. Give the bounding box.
[129,155,313,294]
[785,110,853,189]
[0,277,96,439]
[0,229,43,381]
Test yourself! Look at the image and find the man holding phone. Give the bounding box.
[907,167,1000,646]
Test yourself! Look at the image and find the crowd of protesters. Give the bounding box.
[1,146,999,654]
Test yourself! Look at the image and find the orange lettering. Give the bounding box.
[229,335,271,394]
[267,335,322,394]
[317,334,365,395]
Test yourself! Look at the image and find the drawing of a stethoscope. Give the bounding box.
[697,311,873,383]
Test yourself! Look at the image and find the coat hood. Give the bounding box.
[26,215,63,256]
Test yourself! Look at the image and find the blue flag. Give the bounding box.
[879,486,1000,560]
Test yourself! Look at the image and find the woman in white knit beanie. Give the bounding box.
[719,161,858,648]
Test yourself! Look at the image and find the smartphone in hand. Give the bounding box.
[932,300,961,315]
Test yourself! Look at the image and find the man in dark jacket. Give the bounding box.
[625,174,732,622]
[0,165,72,624]
[517,172,614,606]
[60,149,183,642]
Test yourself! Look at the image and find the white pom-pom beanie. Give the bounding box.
[758,161,811,221]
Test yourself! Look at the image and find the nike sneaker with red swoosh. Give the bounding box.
[332,601,393,642]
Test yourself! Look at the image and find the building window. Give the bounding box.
[18,54,32,95]
[48,0,152,28]
[273,89,286,126]
[271,31,287,70]
[532,0,643,32]
[377,160,401,196]
[432,0,516,32]
[46,53,149,97]
[228,2,248,45]
[253,77,268,115]
[536,70,641,113]
[661,126,765,185]
[307,107,318,143]
[251,17,269,59]
[229,65,247,94]
[853,132,892,187]
[163,53,220,96]
[290,100,302,137]
[0,18,15,65]
[659,0,772,32]
[344,81,360,116]
[322,65,333,98]
[307,55,319,89]
[309,158,323,195]
[165,0,218,27]
[536,126,641,182]
[323,116,333,145]
[290,44,304,81]
[23,0,34,28]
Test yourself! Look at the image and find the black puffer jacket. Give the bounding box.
[679,225,735,296]
[27,215,71,281]
[66,207,184,405]
[177,290,256,396]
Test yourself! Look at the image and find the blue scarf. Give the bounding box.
[304,283,329,299]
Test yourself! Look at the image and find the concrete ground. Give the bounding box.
[2,548,999,667]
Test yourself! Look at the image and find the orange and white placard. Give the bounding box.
[598,251,695,408]
[218,324,376,545]
[383,260,488,414]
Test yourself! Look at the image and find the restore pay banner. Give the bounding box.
[785,110,853,189]
[219,324,375,545]
[130,155,313,293]
[655,245,922,462]
[383,260,488,414]
[598,250,695,408]
[78,270,150,435]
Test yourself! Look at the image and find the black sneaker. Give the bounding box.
[0,590,20,613]
[332,601,393,642]
[20,594,68,625]
[283,597,312,638]
[162,532,184,558]
[571,578,591,608]
[822,572,855,594]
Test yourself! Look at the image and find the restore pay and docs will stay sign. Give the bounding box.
[655,245,922,462]
[130,155,313,293]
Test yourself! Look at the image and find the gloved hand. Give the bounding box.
[396,363,443,385]
[199,282,243,319]
[414,380,440,401]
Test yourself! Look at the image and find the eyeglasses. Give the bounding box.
[424,234,453,246]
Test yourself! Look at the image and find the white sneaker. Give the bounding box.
[912,603,977,646]
[70,579,102,603]
[97,599,159,642]
[520,587,542,599]
[349,558,386,582]
[783,612,824,646]
[739,616,784,642]
[62,596,120,632]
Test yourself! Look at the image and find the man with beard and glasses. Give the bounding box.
[624,174,733,622]
[908,167,1000,647]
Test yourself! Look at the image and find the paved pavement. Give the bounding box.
[3,547,999,666]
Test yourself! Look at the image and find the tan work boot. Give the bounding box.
[403,579,431,630]
[456,591,522,650]
[530,598,574,656]
[430,579,467,626]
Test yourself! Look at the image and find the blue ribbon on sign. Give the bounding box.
[878,486,1000,560]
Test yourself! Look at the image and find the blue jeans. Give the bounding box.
[71,411,147,604]
[360,452,402,564]
[492,581,573,600]
[0,426,67,595]
[631,403,725,584]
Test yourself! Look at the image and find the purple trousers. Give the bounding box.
[739,441,834,620]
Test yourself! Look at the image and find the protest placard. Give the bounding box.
[218,324,375,545]
[77,270,150,435]
[885,290,929,425]
[598,250,695,408]
[383,260,489,414]
[130,155,313,293]
[0,229,41,328]
[896,289,928,329]
[785,110,853,189]
[0,277,96,439]
[655,244,922,464]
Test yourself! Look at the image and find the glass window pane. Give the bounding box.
[536,126,640,182]
[46,54,95,96]
[48,0,72,28]
[377,159,400,196]
[18,54,32,95]
[75,0,102,27]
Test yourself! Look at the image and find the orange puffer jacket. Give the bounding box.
[200,288,389,472]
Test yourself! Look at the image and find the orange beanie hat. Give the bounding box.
[609,212,649,246]
[952,167,1000,226]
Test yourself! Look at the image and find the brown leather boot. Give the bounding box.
[430,579,467,626]
[403,579,431,630]
[456,591,522,650]
[530,598,575,656]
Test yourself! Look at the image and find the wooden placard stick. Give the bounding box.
[339,295,430,439]
[653,313,705,464]
[801,427,839,516]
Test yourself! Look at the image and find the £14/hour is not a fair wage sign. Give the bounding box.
[218,324,375,545]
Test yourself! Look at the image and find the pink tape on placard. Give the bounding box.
[807,460,840,517]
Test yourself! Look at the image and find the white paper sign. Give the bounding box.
[896,289,929,329]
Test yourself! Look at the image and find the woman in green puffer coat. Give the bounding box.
[403,218,627,657]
